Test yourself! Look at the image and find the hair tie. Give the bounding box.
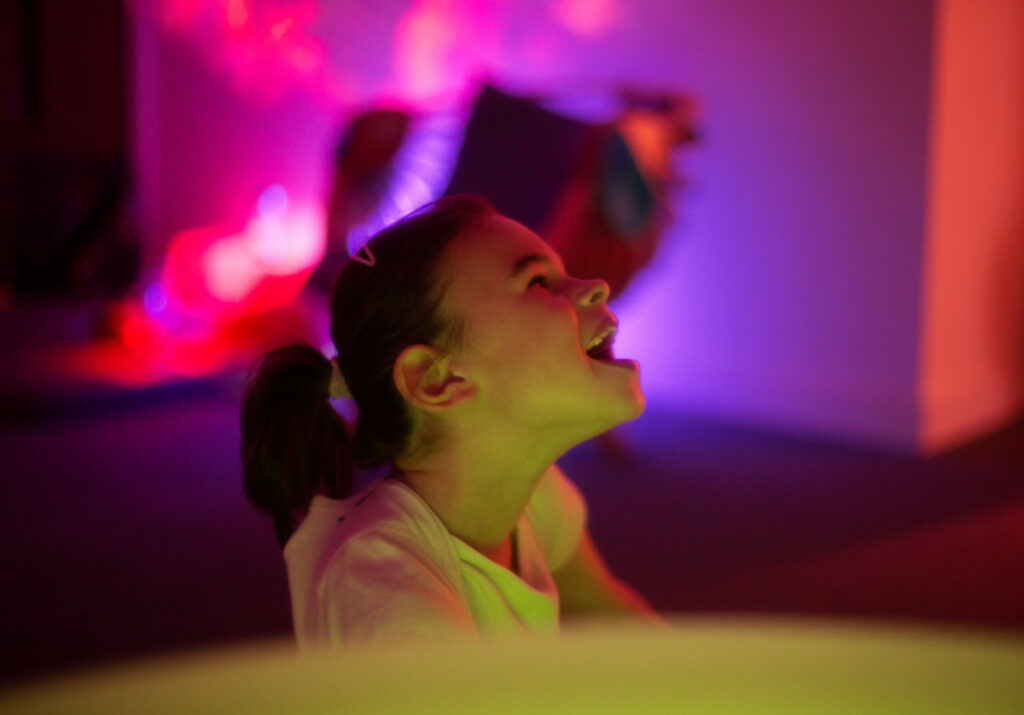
[328,358,352,400]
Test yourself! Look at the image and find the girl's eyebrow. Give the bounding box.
[508,253,558,280]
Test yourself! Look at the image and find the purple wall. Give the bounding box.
[606,1,936,450]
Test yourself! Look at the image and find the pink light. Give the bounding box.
[256,183,288,219]
[160,0,325,103]
[393,2,456,100]
[160,0,206,30]
[226,0,249,30]
[161,187,325,319]
[392,0,499,102]
[252,208,324,274]
[121,313,168,355]
[270,17,291,41]
[156,0,622,110]
[204,235,263,302]
[288,45,320,74]
[550,0,621,37]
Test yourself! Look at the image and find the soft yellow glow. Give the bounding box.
[3,618,1022,713]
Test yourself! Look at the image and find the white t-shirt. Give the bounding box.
[283,465,587,647]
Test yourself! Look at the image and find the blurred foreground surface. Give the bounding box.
[2,618,1023,714]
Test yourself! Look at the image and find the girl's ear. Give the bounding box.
[392,345,477,411]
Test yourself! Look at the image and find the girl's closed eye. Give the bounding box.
[528,274,549,290]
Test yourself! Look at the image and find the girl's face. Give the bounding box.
[437,215,645,436]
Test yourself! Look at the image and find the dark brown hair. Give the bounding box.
[241,195,495,546]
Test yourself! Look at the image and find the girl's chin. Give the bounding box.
[624,390,646,420]
[602,386,645,427]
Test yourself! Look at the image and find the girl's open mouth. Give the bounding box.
[585,333,638,370]
[585,331,616,361]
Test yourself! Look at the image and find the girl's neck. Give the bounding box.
[393,458,547,560]
[392,418,575,561]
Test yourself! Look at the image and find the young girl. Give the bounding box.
[242,195,659,647]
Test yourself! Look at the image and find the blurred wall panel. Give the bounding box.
[919,0,1024,452]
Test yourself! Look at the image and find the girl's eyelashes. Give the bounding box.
[528,274,549,290]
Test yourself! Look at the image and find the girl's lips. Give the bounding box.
[589,356,639,371]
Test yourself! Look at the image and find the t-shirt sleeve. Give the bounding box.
[319,530,478,645]
[527,463,588,573]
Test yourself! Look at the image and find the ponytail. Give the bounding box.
[241,343,354,547]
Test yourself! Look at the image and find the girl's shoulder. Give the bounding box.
[340,478,455,549]
[292,478,463,586]
[287,480,475,645]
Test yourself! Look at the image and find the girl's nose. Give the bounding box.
[574,277,610,306]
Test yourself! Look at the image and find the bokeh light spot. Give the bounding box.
[143,283,169,316]
[257,183,289,219]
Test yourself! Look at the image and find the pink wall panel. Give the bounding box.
[919,0,1024,452]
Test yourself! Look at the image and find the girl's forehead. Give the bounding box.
[453,215,561,273]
